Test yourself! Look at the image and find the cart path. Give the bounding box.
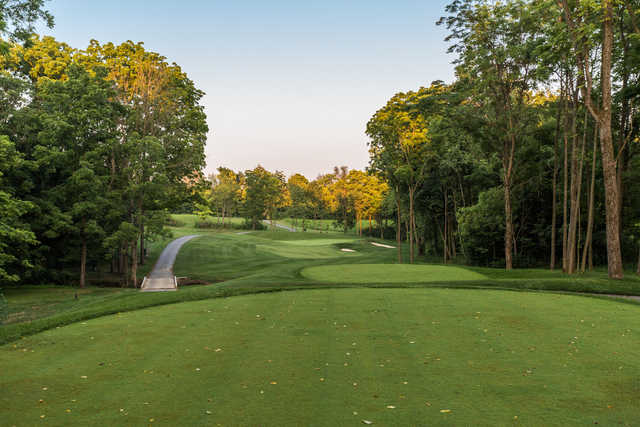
[262,220,296,232]
[141,235,200,292]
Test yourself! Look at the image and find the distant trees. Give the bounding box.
[243,166,287,229]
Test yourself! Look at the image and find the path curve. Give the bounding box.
[141,235,200,292]
[262,220,296,232]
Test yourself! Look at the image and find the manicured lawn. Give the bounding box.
[302,264,488,283]
[3,221,640,345]
[2,288,639,425]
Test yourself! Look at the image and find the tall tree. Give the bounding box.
[440,0,545,269]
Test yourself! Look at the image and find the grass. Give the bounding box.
[2,288,640,425]
[302,264,488,283]
[3,215,640,345]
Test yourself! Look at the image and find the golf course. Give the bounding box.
[2,217,640,426]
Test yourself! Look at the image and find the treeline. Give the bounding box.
[367,0,640,278]
[0,3,207,287]
[201,165,388,234]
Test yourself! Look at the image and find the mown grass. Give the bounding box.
[2,288,639,425]
[2,214,640,346]
[302,264,488,283]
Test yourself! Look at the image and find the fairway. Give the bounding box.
[2,288,639,426]
[302,263,488,283]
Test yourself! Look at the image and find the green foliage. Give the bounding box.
[457,187,505,267]
[243,166,286,229]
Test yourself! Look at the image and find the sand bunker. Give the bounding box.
[370,242,396,249]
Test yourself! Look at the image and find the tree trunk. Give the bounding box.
[408,187,415,263]
[599,1,624,279]
[139,221,145,266]
[567,107,586,274]
[131,238,138,288]
[80,233,87,289]
[396,195,402,263]
[562,88,569,272]
[504,145,515,270]
[443,190,448,264]
[581,124,598,272]
[637,246,640,276]
[550,94,561,270]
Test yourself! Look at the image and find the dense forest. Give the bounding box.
[0,1,208,287]
[1,0,639,289]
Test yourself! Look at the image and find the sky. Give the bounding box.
[38,0,456,179]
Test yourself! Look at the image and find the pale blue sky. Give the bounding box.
[39,0,455,178]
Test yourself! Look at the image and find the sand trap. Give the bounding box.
[341,248,356,253]
[371,242,396,249]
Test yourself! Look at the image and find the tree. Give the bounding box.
[0,136,36,283]
[0,0,53,50]
[21,65,123,287]
[556,0,624,278]
[244,166,286,230]
[211,167,241,227]
[440,0,546,270]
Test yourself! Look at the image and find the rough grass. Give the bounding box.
[2,288,639,426]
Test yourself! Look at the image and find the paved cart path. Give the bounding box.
[262,220,296,232]
[141,235,200,292]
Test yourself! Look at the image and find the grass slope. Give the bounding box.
[2,288,639,426]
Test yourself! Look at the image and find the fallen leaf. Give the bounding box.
[65,409,71,413]
[440,409,451,413]
[270,381,277,385]
[205,410,212,415]
[80,376,87,379]
[425,402,431,407]
[386,405,396,409]
[362,420,373,425]
[40,415,45,419]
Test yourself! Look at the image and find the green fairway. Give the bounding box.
[2,288,639,426]
[302,264,488,283]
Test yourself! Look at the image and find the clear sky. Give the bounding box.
[38,0,456,179]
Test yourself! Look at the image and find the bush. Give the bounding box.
[458,187,505,266]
